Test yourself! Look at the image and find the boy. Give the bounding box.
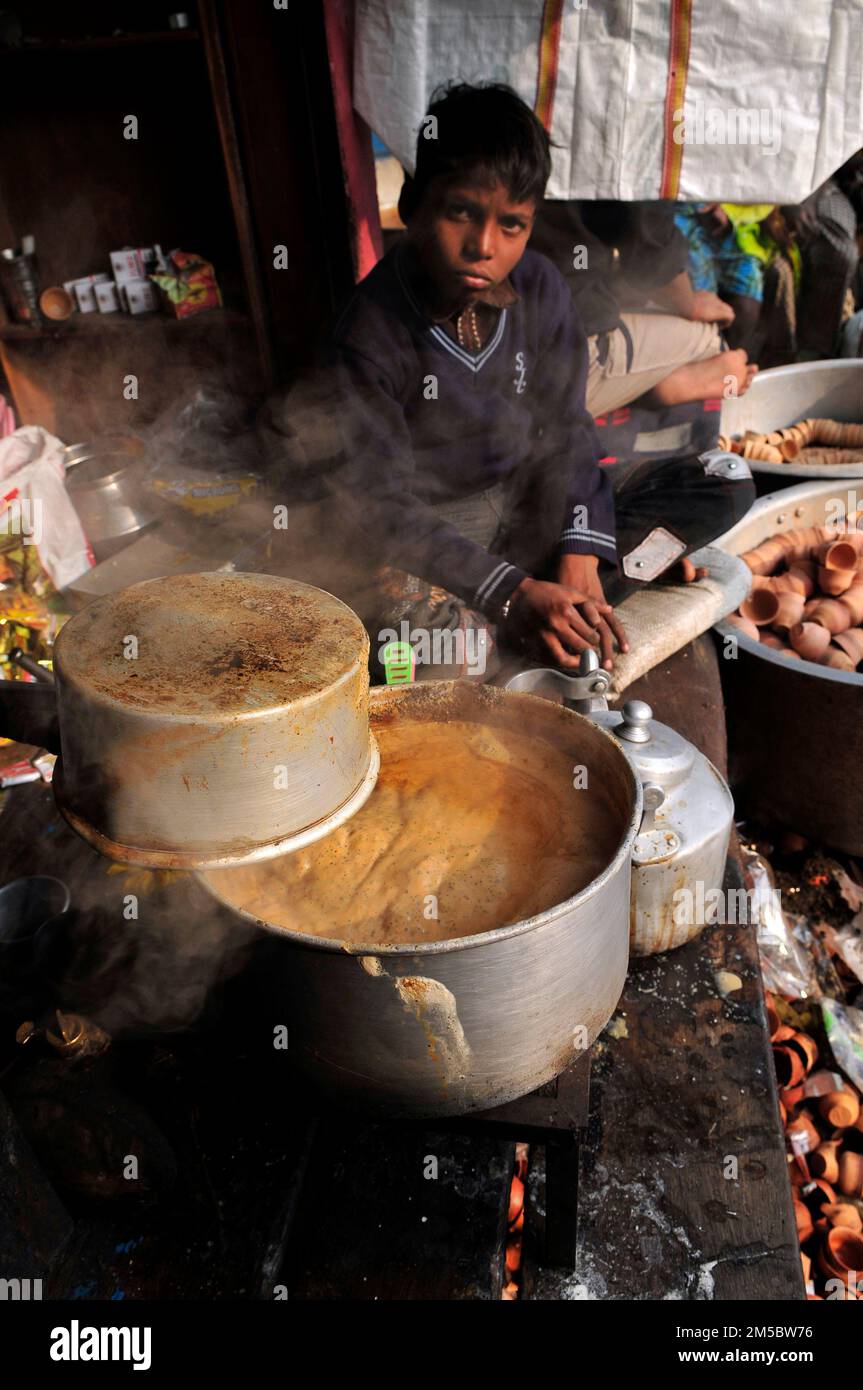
[287,83,752,678]
[327,81,625,675]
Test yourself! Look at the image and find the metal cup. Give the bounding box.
[0,875,71,976]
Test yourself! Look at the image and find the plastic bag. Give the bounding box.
[829,923,863,986]
[744,849,820,999]
[821,997,863,1093]
[0,426,93,590]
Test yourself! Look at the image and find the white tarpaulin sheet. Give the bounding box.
[353,0,863,202]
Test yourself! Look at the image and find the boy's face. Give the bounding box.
[408,175,537,309]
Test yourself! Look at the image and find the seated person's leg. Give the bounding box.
[600,454,756,606]
[643,346,756,407]
[587,311,749,414]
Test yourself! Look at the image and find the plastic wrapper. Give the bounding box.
[821,997,863,1093]
[744,848,820,999]
[829,924,863,986]
[0,589,59,683]
[151,470,257,519]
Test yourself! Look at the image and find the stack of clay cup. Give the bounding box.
[719,418,863,465]
[768,993,863,1298]
[728,521,863,671]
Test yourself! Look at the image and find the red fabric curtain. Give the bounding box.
[322,0,384,281]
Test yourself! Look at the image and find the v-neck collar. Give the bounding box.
[427,312,508,371]
[394,244,511,375]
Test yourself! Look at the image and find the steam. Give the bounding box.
[39,867,255,1038]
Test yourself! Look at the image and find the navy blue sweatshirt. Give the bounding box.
[329,243,617,618]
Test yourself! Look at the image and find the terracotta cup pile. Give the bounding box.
[729,522,863,670]
[768,993,863,1298]
[719,418,863,465]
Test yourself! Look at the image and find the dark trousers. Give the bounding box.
[596,454,756,605]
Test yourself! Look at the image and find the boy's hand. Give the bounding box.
[556,554,628,670]
[509,558,628,672]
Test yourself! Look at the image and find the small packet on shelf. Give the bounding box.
[150,250,222,319]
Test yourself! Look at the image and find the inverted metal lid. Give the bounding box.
[54,571,369,719]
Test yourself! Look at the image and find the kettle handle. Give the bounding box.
[638,782,666,834]
[503,648,611,712]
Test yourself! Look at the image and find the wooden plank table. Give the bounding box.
[522,635,803,1300]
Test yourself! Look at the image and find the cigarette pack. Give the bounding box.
[94,281,120,314]
[0,755,40,787]
[121,277,159,315]
[71,273,110,314]
[110,246,160,285]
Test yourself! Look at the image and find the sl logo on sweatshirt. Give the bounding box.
[513,352,527,394]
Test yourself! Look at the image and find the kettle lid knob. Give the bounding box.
[618,699,653,743]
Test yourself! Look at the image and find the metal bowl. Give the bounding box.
[720,360,863,479]
[64,435,156,559]
[51,572,379,868]
[714,479,863,853]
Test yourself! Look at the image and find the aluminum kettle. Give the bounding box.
[506,652,734,955]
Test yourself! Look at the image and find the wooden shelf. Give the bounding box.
[0,31,200,55]
[0,307,251,341]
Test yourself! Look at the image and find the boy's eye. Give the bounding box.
[500,217,528,234]
[446,203,471,220]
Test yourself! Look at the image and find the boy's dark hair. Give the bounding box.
[403,82,552,217]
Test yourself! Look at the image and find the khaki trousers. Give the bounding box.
[587,312,722,416]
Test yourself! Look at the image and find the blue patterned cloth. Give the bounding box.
[674,206,765,301]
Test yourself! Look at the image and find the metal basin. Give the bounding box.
[720,360,863,479]
[200,681,642,1118]
[714,479,863,853]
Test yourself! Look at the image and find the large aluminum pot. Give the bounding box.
[64,435,157,559]
[720,360,863,480]
[49,573,379,868]
[201,681,642,1118]
[714,479,863,854]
